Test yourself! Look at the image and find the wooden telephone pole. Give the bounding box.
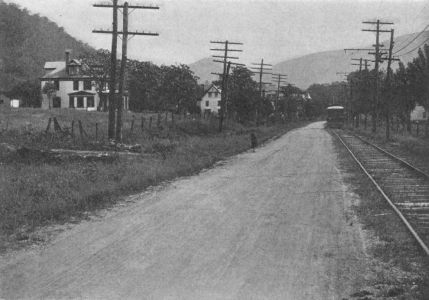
[210,40,244,132]
[93,1,159,141]
[362,20,393,133]
[384,29,400,140]
[250,59,272,125]
[271,73,287,115]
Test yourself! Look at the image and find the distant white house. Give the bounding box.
[40,50,129,111]
[197,84,222,114]
[411,105,427,121]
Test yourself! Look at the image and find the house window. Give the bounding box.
[73,80,79,90]
[53,97,61,108]
[83,80,92,90]
[69,96,75,108]
[208,92,212,98]
[215,92,219,97]
[77,97,84,108]
[218,101,221,107]
[87,96,95,108]
[205,101,209,107]
[423,112,427,119]
[54,80,60,90]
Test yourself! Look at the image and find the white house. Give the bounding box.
[40,50,129,111]
[197,84,222,114]
[411,105,428,121]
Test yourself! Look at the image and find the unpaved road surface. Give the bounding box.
[0,122,368,299]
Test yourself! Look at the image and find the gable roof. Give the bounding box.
[202,84,221,98]
[41,59,91,80]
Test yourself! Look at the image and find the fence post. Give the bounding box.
[45,117,52,133]
[157,113,161,128]
[130,115,135,134]
[149,116,153,129]
[416,122,420,136]
[95,123,98,141]
[141,117,145,131]
[165,111,168,126]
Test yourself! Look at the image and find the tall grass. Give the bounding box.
[0,107,305,247]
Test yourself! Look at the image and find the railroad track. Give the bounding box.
[334,130,429,256]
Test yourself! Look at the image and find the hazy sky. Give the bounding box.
[4,0,429,65]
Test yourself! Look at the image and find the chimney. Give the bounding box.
[65,49,71,75]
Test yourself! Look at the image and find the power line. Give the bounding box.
[393,24,429,55]
[396,37,429,57]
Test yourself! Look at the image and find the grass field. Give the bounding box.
[0,106,306,250]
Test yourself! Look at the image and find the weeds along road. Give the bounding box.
[0,122,368,299]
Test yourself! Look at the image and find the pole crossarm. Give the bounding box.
[210,41,243,45]
[213,60,244,66]
[363,21,394,25]
[93,3,159,9]
[93,30,159,36]
[212,55,239,59]
[362,29,392,33]
[210,49,243,52]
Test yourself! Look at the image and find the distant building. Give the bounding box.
[197,84,222,114]
[40,50,129,111]
[10,99,21,108]
[410,105,428,121]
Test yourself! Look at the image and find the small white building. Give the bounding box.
[411,105,427,121]
[10,99,21,108]
[197,84,221,114]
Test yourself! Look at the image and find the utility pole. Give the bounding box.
[336,72,351,124]
[210,40,244,132]
[271,73,287,117]
[384,29,400,140]
[351,58,363,72]
[93,1,159,141]
[362,20,393,133]
[250,59,272,125]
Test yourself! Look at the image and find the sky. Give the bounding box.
[4,0,429,65]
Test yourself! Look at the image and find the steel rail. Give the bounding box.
[334,131,429,256]
[352,134,429,179]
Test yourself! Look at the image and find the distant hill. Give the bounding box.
[190,31,429,90]
[0,1,95,91]
[189,57,223,84]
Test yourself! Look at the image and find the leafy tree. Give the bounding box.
[6,80,41,107]
[158,64,199,113]
[226,66,259,123]
[78,49,115,111]
[41,81,56,109]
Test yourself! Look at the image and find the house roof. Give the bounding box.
[68,91,96,96]
[41,59,91,80]
[202,84,221,98]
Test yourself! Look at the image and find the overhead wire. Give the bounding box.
[395,37,429,57]
[393,24,429,55]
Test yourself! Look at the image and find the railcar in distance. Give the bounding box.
[326,106,345,128]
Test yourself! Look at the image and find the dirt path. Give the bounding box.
[0,122,369,299]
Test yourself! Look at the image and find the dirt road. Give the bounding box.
[0,122,369,299]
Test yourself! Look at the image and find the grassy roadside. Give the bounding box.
[0,114,306,252]
[332,131,429,299]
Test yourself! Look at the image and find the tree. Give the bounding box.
[224,66,259,123]
[158,64,199,113]
[78,49,114,111]
[6,80,41,107]
[41,81,56,109]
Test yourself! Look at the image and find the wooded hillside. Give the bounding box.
[0,1,94,91]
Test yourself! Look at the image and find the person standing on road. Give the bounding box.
[250,132,257,152]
